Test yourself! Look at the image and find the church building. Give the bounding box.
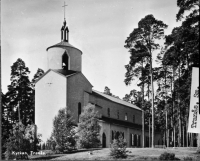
[35,17,161,148]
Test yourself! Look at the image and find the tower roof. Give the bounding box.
[46,41,82,54]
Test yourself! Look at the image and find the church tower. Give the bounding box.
[35,5,93,143]
[46,17,82,72]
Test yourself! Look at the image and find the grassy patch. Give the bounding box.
[51,147,200,160]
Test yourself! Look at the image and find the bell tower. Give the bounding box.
[46,3,82,72]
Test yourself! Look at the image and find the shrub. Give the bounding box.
[110,134,128,159]
[159,152,176,160]
[4,122,42,160]
[183,156,193,161]
[55,145,64,153]
[197,146,200,154]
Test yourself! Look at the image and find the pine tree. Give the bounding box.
[77,103,101,149]
[124,14,168,147]
[104,86,112,96]
[6,58,32,125]
[31,68,44,89]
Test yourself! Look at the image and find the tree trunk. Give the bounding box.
[149,117,151,147]
[172,66,176,147]
[142,59,145,148]
[171,73,173,147]
[164,67,169,147]
[178,65,181,147]
[166,110,168,147]
[148,82,150,100]
[142,110,144,147]
[172,130,173,147]
[186,121,189,147]
[164,132,166,146]
[183,126,185,147]
[150,53,155,148]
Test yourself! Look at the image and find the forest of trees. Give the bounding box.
[123,0,199,147]
[1,58,44,155]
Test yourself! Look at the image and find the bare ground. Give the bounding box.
[51,147,200,160]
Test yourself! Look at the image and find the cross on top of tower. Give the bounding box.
[62,1,68,20]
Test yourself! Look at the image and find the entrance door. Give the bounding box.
[102,133,106,148]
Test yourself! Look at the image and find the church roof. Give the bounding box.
[92,90,142,111]
[52,69,78,76]
[35,69,78,84]
[46,41,82,54]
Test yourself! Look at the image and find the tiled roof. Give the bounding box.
[92,90,142,111]
[46,41,82,53]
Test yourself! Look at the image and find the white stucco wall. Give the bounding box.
[35,71,67,142]
[47,47,82,71]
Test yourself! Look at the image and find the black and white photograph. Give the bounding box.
[1,0,200,160]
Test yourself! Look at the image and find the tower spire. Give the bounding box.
[61,2,69,42]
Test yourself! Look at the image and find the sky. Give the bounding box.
[1,0,181,99]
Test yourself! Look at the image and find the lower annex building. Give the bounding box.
[35,18,161,148]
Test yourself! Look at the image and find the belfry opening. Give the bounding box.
[62,52,69,70]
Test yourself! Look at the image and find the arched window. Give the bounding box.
[108,108,110,117]
[78,102,81,122]
[134,134,137,146]
[116,131,120,139]
[62,52,69,70]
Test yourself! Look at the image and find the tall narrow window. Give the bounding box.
[62,52,69,70]
[134,134,137,146]
[138,135,141,146]
[112,131,114,140]
[130,133,132,146]
[108,108,110,117]
[133,115,135,123]
[78,102,81,122]
[117,110,119,119]
[125,113,128,120]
